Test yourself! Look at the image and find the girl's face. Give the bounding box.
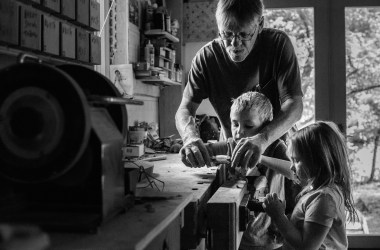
[230,109,262,141]
[288,144,309,187]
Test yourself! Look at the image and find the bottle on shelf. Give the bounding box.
[144,40,155,67]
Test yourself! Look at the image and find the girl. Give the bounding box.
[263,121,358,250]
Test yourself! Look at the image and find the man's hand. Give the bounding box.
[230,134,267,170]
[180,137,212,167]
[262,193,285,219]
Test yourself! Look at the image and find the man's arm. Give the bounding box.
[175,96,212,167]
[231,96,303,169]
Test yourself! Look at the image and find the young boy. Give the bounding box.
[207,91,300,249]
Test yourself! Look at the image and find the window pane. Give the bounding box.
[346,7,380,234]
[264,8,315,128]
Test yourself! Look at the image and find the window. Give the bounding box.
[346,7,380,234]
[264,0,380,247]
[264,8,315,129]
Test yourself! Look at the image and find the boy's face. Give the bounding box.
[230,109,263,141]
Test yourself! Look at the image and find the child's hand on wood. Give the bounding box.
[262,193,285,219]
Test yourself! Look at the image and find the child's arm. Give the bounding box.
[259,156,300,184]
[263,193,331,250]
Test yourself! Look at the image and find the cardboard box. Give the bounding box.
[90,33,101,64]
[42,0,60,13]
[60,22,75,58]
[123,144,144,158]
[0,0,19,45]
[90,0,100,31]
[42,15,59,55]
[76,28,89,62]
[76,0,89,26]
[61,0,75,20]
[20,6,41,50]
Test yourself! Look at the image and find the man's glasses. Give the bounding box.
[219,25,258,41]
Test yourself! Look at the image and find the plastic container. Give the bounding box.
[144,40,155,66]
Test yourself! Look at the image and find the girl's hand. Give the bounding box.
[262,193,285,219]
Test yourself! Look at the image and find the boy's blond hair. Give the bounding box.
[230,91,273,124]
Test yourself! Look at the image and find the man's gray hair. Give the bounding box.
[231,91,273,123]
[216,0,264,29]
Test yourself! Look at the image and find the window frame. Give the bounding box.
[265,0,380,248]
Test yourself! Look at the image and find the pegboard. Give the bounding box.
[183,0,218,43]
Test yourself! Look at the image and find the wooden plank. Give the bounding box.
[49,190,192,250]
[207,179,247,250]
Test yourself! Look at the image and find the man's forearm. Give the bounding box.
[175,107,199,142]
[258,96,303,147]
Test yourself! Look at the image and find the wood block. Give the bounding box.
[0,0,19,45]
[42,15,59,55]
[207,179,247,250]
[76,28,89,62]
[61,0,75,20]
[89,0,100,31]
[90,34,101,64]
[60,22,75,58]
[20,6,41,50]
[76,0,89,26]
[42,0,60,13]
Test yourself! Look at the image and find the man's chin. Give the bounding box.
[228,53,247,62]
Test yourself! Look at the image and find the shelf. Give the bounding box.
[137,76,181,87]
[144,30,180,43]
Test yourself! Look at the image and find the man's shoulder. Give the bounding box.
[261,28,290,39]
[195,39,223,58]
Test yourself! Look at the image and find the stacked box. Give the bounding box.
[76,28,89,62]
[0,0,19,45]
[42,15,59,55]
[60,22,75,58]
[20,6,41,50]
[77,0,89,26]
[61,0,75,20]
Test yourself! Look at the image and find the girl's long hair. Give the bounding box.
[289,121,358,222]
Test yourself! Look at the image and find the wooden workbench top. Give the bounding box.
[49,190,192,250]
[145,153,223,200]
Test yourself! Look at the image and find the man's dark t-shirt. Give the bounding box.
[183,28,303,139]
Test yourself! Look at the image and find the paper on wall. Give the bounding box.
[109,64,135,97]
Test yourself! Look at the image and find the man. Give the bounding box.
[175,0,303,171]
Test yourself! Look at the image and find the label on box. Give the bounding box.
[20,6,41,50]
[43,15,59,55]
[90,34,101,64]
[123,144,144,158]
[76,28,89,62]
[60,22,75,58]
[90,0,100,30]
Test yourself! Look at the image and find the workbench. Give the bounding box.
[48,153,225,250]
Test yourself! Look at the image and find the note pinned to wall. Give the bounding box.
[109,64,135,97]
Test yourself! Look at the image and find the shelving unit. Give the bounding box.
[137,76,181,87]
[144,29,180,43]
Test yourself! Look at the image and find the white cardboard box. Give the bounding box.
[123,144,144,158]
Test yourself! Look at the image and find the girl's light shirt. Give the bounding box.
[284,184,347,250]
